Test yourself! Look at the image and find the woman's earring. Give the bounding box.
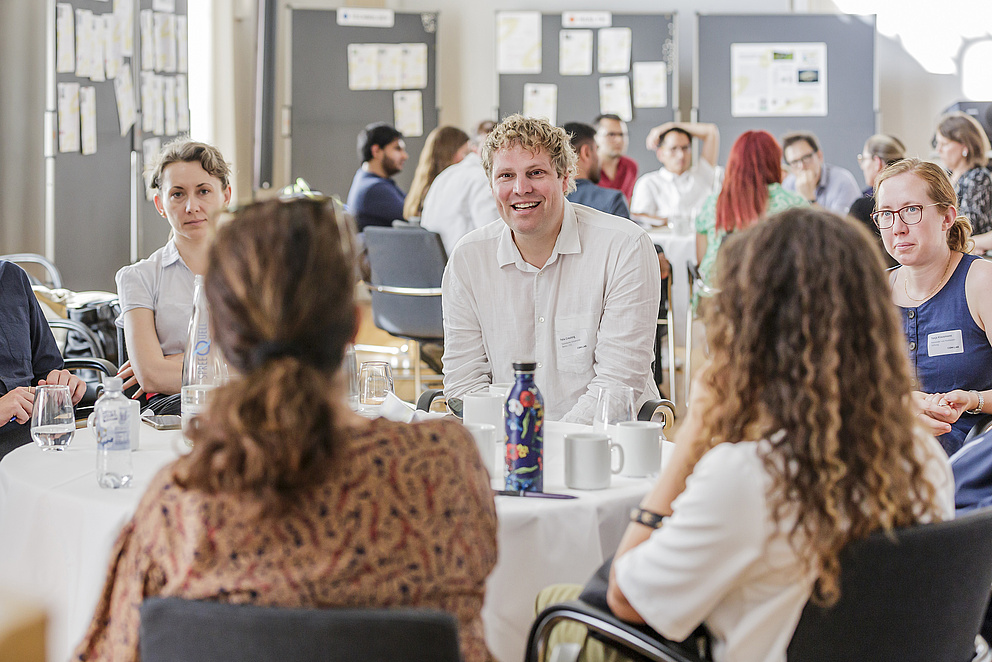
[963,148,969,157]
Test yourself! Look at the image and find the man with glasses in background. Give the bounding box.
[594,114,638,202]
[781,131,860,215]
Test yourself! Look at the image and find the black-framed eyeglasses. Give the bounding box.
[870,203,940,229]
[785,152,817,168]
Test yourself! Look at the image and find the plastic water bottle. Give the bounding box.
[95,377,134,489]
[504,361,544,492]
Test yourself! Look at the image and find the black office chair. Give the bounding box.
[653,276,676,404]
[527,507,992,662]
[362,226,447,396]
[139,598,462,662]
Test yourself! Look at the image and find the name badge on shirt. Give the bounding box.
[928,330,964,357]
[558,329,592,358]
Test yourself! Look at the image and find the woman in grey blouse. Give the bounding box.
[115,139,232,399]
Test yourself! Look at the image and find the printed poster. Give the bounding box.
[559,30,593,76]
[598,76,632,122]
[731,42,828,117]
[497,11,541,74]
[393,90,423,138]
[523,83,558,127]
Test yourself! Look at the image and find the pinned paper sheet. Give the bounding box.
[731,42,828,117]
[140,10,154,71]
[104,13,122,80]
[523,83,558,127]
[347,44,378,90]
[497,11,541,74]
[633,62,667,108]
[155,12,177,73]
[114,62,136,136]
[377,44,403,90]
[597,27,631,74]
[599,76,632,122]
[176,16,187,73]
[176,74,190,132]
[393,90,423,138]
[153,76,165,135]
[152,0,175,11]
[559,30,592,76]
[164,76,178,136]
[400,43,427,89]
[88,12,106,82]
[142,137,162,199]
[115,0,133,57]
[80,86,98,156]
[57,82,81,153]
[56,4,76,74]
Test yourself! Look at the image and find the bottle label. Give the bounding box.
[505,382,544,492]
[97,407,131,451]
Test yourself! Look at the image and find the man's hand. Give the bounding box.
[39,369,87,405]
[794,169,818,203]
[0,387,35,425]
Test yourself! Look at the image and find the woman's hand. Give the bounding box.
[911,390,955,435]
[116,360,146,399]
[936,389,981,420]
[0,387,35,425]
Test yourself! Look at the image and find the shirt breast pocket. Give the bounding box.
[554,313,598,373]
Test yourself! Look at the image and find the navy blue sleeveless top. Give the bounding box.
[899,253,992,454]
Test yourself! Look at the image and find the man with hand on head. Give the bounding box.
[346,122,409,230]
[0,260,86,457]
[594,114,638,202]
[563,122,630,219]
[631,121,720,225]
[441,115,661,424]
[781,131,861,215]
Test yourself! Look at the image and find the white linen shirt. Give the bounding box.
[441,201,661,423]
[115,239,195,357]
[614,434,954,662]
[420,152,500,256]
[630,160,716,220]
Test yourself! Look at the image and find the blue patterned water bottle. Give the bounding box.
[505,361,544,492]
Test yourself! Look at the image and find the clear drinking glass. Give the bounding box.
[359,361,394,410]
[593,384,636,434]
[31,384,76,451]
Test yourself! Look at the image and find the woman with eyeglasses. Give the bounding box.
[935,112,992,253]
[874,158,992,454]
[75,198,498,662]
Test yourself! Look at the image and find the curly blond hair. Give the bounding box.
[481,114,577,195]
[696,208,943,604]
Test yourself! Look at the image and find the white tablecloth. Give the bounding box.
[649,227,697,348]
[0,422,662,662]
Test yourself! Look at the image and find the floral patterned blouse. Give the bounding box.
[73,418,498,662]
[694,183,809,286]
[956,166,992,236]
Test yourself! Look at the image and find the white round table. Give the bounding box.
[0,421,666,662]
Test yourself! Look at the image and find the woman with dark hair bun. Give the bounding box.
[74,197,498,662]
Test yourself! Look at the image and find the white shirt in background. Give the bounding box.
[441,201,661,423]
[421,152,500,256]
[631,159,717,221]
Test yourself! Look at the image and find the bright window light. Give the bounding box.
[962,40,992,100]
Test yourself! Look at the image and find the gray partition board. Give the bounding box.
[695,13,876,180]
[52,0,188,291]
[289,9,438,203]
[498,13,677,180]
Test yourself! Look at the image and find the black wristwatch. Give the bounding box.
[630,507,667,529]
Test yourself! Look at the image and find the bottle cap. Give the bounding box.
[512,361,537,372]
[104,376,123,391]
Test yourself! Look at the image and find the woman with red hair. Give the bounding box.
[695,130,808,285]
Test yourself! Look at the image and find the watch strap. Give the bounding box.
[630,507,667,529]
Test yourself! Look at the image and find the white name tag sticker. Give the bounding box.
[928,329,964,357]
[558,329,592,358]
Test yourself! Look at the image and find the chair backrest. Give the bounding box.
[139,598,462,662]
[787,506,992,662]
[0,253,63,289]
[362,226,447,342]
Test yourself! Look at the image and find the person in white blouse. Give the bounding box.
[115,139,232,400]
[630,121,720,226]
[441,115,660,423]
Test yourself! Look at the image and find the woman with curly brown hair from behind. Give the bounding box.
[74,197,498,662]
[603,208,954,662]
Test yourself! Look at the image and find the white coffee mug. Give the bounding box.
[489,383,513,398]
[564,432,624,490]
[614,421,662,477]
[463,423,497,476]
[462,391,504,430]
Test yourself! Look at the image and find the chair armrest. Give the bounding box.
[49,318,106,358]
[638,399,676,428]
[526,600,703,662]
[417,388,444,412]
[966,415,992,444]
[63,357,117,376]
